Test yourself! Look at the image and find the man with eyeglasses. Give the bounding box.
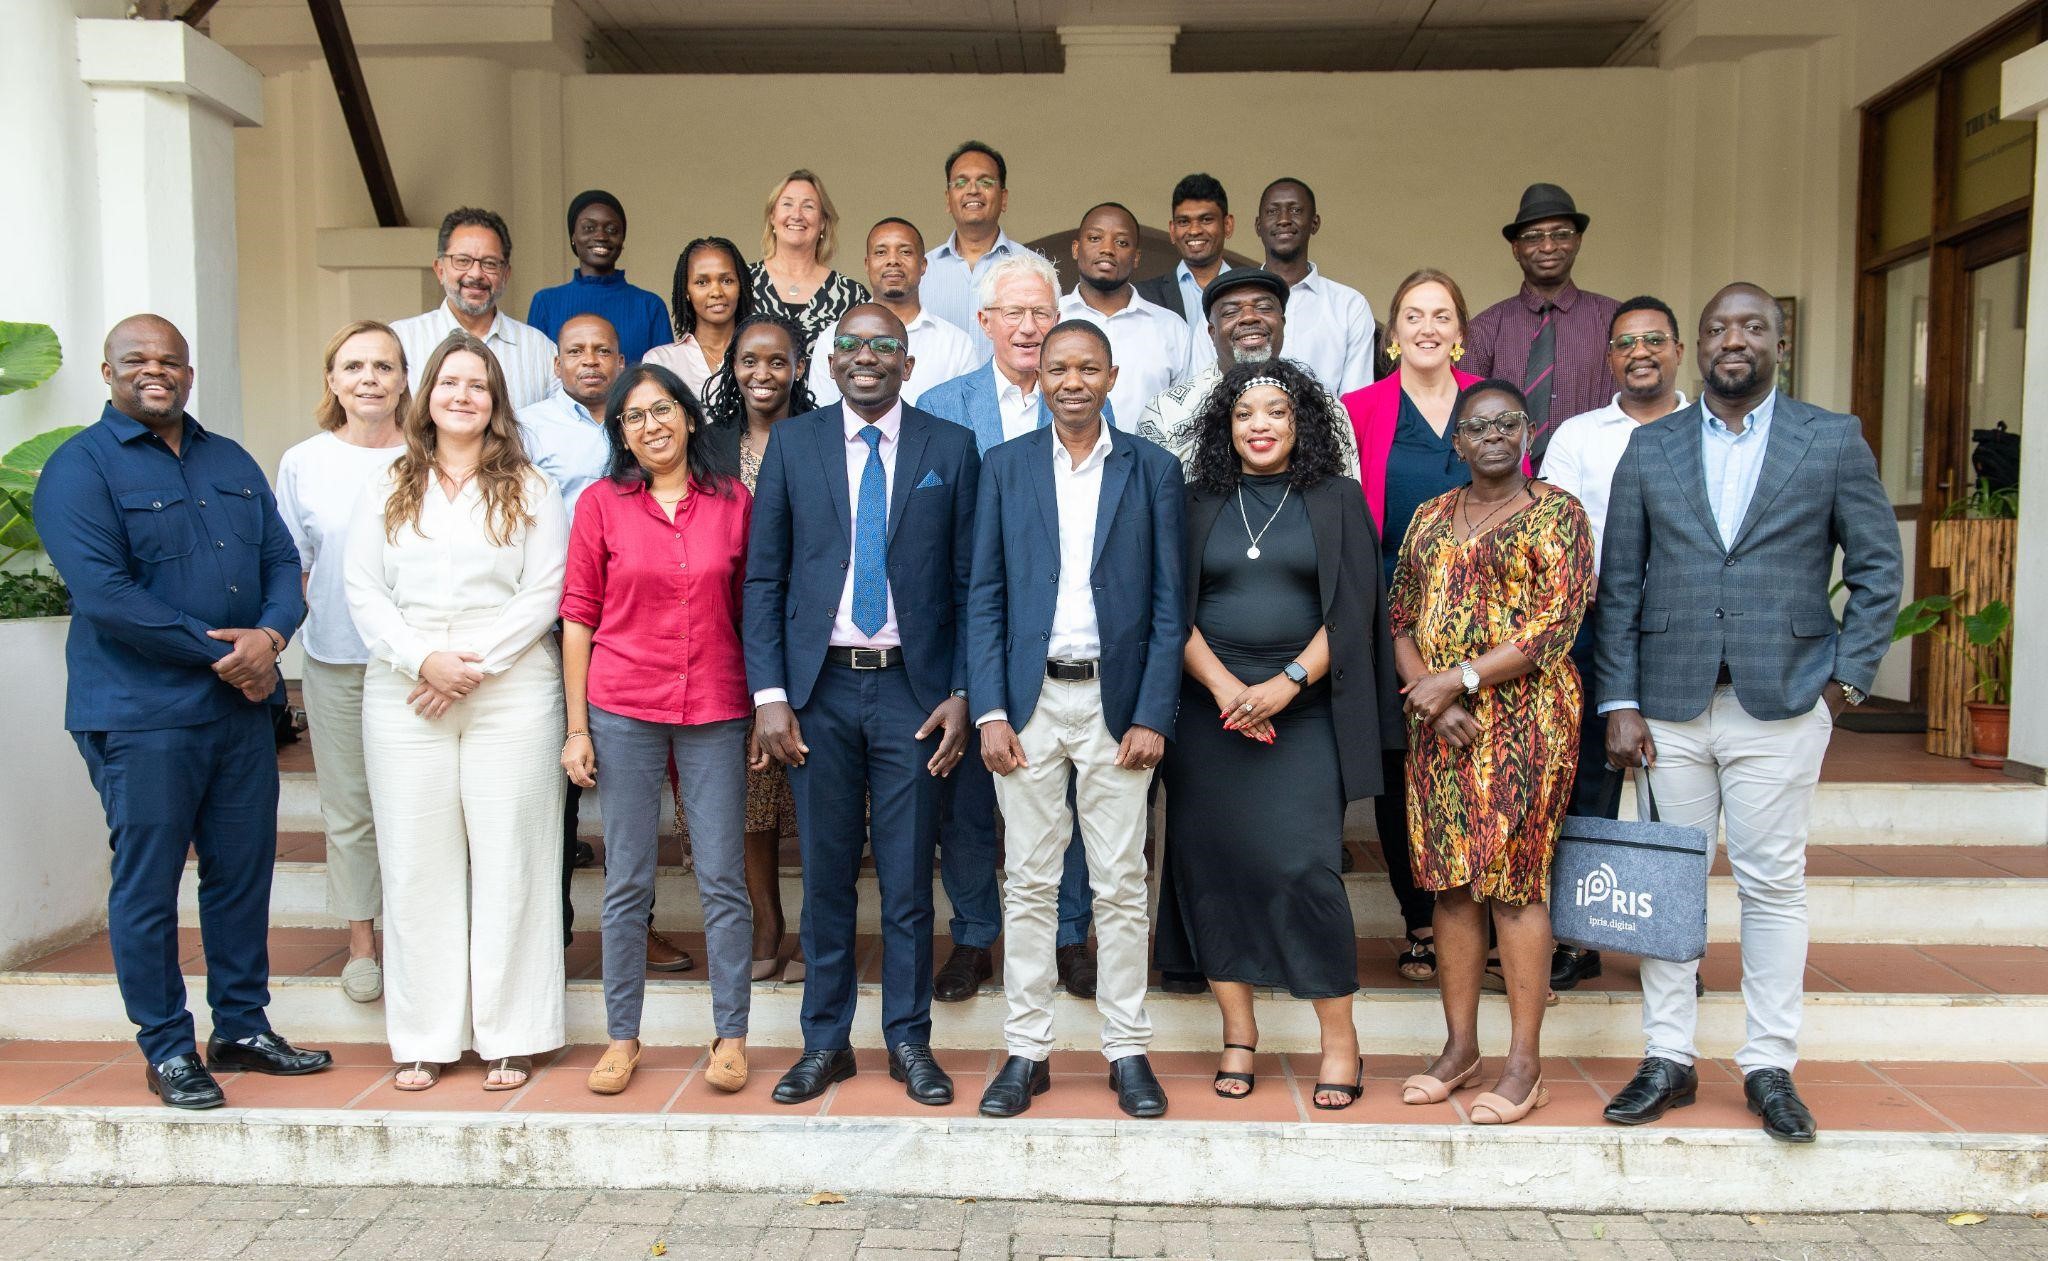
[808,218,980,408]
[1461,184,1618,467]
[1536,295,1689,992]
[923,140,1020,359]
[391,206,560,408]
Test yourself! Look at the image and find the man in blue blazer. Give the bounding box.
[745,305,979,1107]
[918,250,1103,1005]
[967,320,1188,1119]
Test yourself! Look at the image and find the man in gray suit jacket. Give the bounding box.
[1594,283,1901,1143]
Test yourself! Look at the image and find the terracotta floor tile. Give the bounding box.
[352,1060,513,1112]
[509,1067,689,1113]
[1501,1079,1612,1127]
[274,832,324,862]
[1912,946,2048,995]
[823,1070,988,1117]
[990,1078,1138,1120]
[215,1066,393,1109]
[0,1040,137,1064]
[1978,847,2048,877]
[1873,1061,2038,1087]
[1301,1083,1461,1125]
[1165,1079,1304,1122]
[0,1061,103,1104]
[1795,1083,1951,1132]
[1643,1081,1761,1130]
[1804,945,1979,994]
[20,941,117,972]
[1764,1060,1883,1085]
[1570,1057,1659,1084]
[266,944,350,977]
[1908,1085,2048,1133]
[549,1043,706,1072]
[669,1074,814,1115]
[850,1047,992,1074]
[38,1064,164,1107]
[2014,1063,2048,1084]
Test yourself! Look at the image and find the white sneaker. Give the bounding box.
[340,956,383,1003]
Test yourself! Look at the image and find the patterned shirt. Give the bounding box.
[748,263,870,344]
[1461,280,1619,458]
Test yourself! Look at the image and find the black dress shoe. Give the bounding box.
[1602,1056,1698,1125]
[1744,1068,1817,1143]
[932,944,993,1003]
[888,1043,955,1105]
[1108,1054,1168,1118]
[205,1031,334,1076]
[1159,971,1209,995]
[147,1053,224,1110]
[978,1055,1050,1117]
[1551,945,1603,991]
[1056,943,1098,999]
[572,839,597,869]
[772,1048,856,1104]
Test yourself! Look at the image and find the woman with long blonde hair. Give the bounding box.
[748,168,870,343]
[343,331,569,1093]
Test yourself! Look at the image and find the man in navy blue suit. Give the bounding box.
[967,320,1188,1119]
[745,304,979,1107]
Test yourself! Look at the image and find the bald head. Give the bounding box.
[828,303,911,418]
[1698,281,1785,404]
[102,314,193,427]
[555,314,623,410]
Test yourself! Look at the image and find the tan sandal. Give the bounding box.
[393,1061,441,1092]
[1470,1076,1549,1125]
[704,1037,748,1093]
[482,1055,532,1091]
[587,1045,640,1095]
[1401,1058,1480,1105]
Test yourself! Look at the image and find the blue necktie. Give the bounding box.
[851,425,888,636]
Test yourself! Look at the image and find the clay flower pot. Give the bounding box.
[1965,701,2010,770]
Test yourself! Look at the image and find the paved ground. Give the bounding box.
[0,1187,2044,1260]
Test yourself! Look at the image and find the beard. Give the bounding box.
[1706,356,1762,396]
[449,284,497,318]
[1080,271,1127,295]
[1230,344,1275,365]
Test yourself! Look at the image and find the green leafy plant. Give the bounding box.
[0,571,68,619]
[1939,480,2020,520]
[0,322,62,396]
[1893,592,2013,704]
[0,426,86,565]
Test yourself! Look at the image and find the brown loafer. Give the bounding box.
[647,929,694,972]
[587,1044,640,1096]
[704,1037,748,1093]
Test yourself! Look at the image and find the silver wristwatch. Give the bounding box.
[1458,661,1481,694]
[1834,681,1866,707]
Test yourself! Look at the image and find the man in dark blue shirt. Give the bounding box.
[35,314,333,1109]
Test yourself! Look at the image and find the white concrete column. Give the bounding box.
[76,18,263,439]
[1998,43,2048,779]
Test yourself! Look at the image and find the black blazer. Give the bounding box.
[1133,272,1193,325]
[1183,474,1404,802]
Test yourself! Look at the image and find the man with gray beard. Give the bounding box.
[1137,267,1360,480]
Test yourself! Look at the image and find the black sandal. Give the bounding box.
[1212,1042,1257,1098]
[1313,1057,1366,1110]
[1398,930,1437,983]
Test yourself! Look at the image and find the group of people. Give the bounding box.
[36,140,1901,1142]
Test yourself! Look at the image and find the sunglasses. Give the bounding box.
[1609,332,1676,352]
[1457,410,1529,438]
[832,334,906,356]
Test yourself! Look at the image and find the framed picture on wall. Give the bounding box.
[1775,296,1798,396]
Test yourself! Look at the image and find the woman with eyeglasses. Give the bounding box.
[560,363,755,1097]
[1340,268,1483,984]
[647,236,755,401]
[1387,378,1594,1126]
[749,170,870,344]
[1153,360,1404,1112]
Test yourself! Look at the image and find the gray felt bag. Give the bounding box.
[1549,773,1711,964]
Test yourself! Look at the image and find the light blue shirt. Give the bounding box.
[1701,390,1777,550]
[517,392,611,524]
[1172,261,1206,327]
[923,227,1020,359]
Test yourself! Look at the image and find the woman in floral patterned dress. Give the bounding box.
[1388,378,1594,1126]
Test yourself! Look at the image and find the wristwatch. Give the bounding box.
[1834,681,1867,707]
[1458,661,1481,694]
[949,688,970,701]
[1282,661,1308,688]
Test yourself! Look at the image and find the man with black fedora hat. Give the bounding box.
[1462,183,1618,466]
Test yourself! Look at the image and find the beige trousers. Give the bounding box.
[300,655,380,922]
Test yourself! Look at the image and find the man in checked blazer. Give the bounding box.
[1594,282,1901,1143]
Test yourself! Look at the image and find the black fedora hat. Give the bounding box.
[1503,183,1590,241]
[1201,266,1289,319]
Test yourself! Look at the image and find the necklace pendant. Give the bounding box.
[1246,545,1261,560]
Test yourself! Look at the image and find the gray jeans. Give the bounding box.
[588,706,751,1040]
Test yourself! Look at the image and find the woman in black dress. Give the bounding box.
[1156,359,1405,1110]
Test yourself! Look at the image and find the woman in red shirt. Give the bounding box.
[560,363,754,1097]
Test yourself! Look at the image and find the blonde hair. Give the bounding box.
[315,320,409,432]
[384,333,534,547]
[760,169,841,266]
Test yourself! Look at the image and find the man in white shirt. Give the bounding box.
[1539,294,1687,992]
[517,313,621,524]
[924,140,1018,358]
[1250,178,1375,397]
[809,218,980,408]
[392,207,559,409]
[1059,202,1190,434]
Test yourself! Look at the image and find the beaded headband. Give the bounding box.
[1233,375,1289,404]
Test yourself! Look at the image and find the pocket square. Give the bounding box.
[915,470,943,489]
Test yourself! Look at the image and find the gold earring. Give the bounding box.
[1386,342,1401,362]
[1450,342,1465,363]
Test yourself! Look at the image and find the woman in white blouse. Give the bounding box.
[275,320,407,1005]
[344,332,569,1092]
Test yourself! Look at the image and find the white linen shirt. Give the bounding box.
[342,466,568,681]
[516,392,612,525]
[1278,264,1377,398]
[391,302,560,410]
[1542,390,1688,568]
[1058,287,1191,435]
[997,368,1043,444]
[807,307,982,407]
[274,431,403,665]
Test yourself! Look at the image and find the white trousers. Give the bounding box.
[362,627,566,1063]
[300,655,380,922]
[1640,686,1832,1074]
[992,677,1154,1062]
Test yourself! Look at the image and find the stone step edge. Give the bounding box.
[4,972,2042,1062]
[3,1106,2042,1214]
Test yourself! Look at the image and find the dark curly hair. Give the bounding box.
[1188,359,1350,496]
[669,236,754,340]
[701,312,817,430]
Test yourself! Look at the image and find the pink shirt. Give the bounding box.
[560,476,753,727]
[830,401,903,648]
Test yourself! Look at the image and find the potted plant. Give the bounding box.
[0,321,76,618]
[1894,593,2013,768]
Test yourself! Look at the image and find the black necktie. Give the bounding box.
[1525,302,1558,462]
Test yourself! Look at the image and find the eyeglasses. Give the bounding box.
[950,175,1000,192]
[1514,228,1579,247]
[620,400,683,429]
[832,334,906,356]
[1456,410,1529,438]
[987,305,1057,327]
[1609,332,1675,352]
[440,252,508,276]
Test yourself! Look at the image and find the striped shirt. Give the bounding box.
[391,301,560,410]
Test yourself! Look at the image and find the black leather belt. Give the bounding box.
[1046,658,1099,681]
[827,646,902,670]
